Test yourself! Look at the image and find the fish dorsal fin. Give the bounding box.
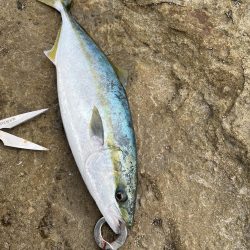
[113,65,129,89]
[44,26,62,64]
[90,107,104,145]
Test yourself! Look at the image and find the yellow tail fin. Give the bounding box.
[37,0,71,10]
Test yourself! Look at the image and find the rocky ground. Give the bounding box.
[1,0,250,249]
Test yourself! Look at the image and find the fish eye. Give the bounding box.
[115,189,128,202]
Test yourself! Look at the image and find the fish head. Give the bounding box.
[109,147,137,232]
[85,147,137,234]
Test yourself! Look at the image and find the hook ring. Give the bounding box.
[94,217,127,250]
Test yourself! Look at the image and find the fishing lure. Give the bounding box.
[38,0,137,248]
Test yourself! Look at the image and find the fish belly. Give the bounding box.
[56,24,98,176]
[54,19,118,200]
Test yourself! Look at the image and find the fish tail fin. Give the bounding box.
[37,0,72,11]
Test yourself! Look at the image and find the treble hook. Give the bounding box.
[94,217,128,250]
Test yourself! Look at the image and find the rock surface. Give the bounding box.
[1,0,250,249]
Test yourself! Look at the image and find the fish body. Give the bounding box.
[38,0,137,234]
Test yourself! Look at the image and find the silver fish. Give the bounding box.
[38,0,137,235]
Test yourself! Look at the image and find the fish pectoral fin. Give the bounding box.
[113,65,129,89]
[44,26,62,64]
[90,107,104,145]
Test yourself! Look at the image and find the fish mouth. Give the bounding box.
[104,204,124,234]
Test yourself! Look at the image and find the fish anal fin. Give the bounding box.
[113,65,129,89]
[90,107,104,145]
[44,26,62,64]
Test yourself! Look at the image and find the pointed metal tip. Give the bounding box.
[33,145,49,151]
[37,108,49,114]
[38,147,49,151]
[0,130,50,151]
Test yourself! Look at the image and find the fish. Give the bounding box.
[38,0,137,234]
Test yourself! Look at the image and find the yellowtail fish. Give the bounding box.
[38,0,137,242]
